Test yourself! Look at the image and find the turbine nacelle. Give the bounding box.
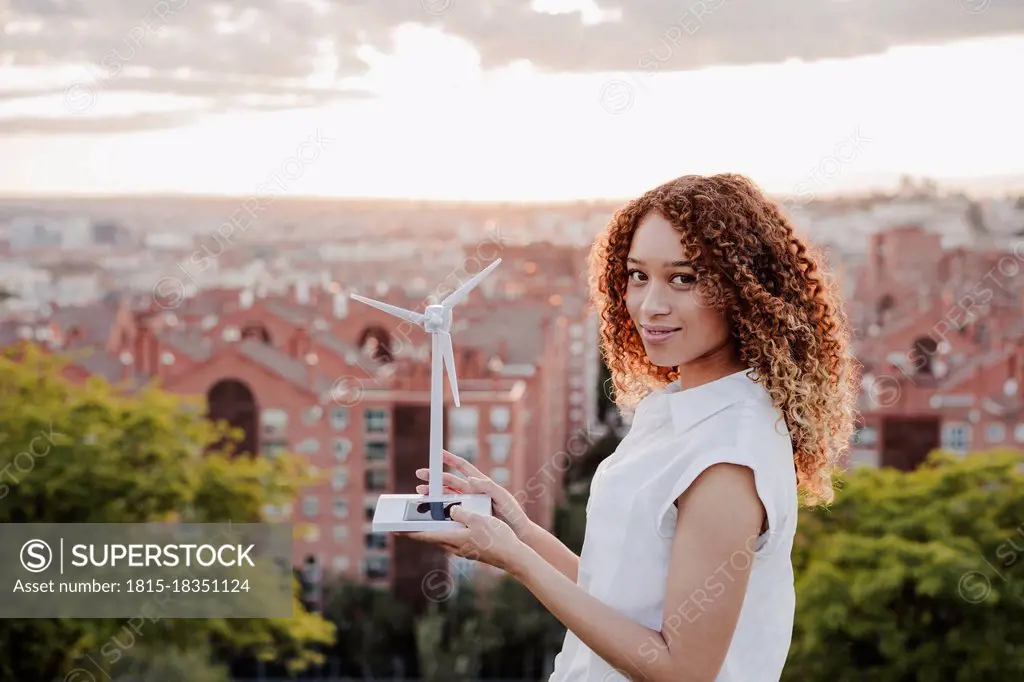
[423,304,449,333]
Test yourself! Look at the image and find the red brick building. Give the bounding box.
[849,225,1024,470]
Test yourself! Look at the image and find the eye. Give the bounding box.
[671,273,697,285]
[627,268,647,283]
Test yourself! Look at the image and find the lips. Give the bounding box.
[640,325,681,345]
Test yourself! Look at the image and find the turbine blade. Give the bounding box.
[349,293,424,326]
[441,258,502,309]
[439,331,460,407]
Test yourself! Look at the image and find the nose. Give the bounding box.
[639,280,672,317]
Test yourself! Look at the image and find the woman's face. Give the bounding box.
[624,211,735,369]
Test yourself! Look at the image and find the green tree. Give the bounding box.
[322,577,415,677]
[785,449,1024,682]
[480,576,565,679]
[415,582,499,682]
[0,346,335,681]
[111,644,231,682]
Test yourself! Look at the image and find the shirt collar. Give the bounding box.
[665,368,760,435]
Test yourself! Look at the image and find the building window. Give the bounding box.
[1016,423,1024,443]
[365,408,389,434]
[333,500,349,519]
[986,423,1006,444]
[365,532,388,550]
[365,469,388,491]
[366,441,388,462]
[488,434,512,463]
[448,436,478,462]
[296,438,320,454]
[491,467,510,485]
[490,406,511,432]
[332,467,349,491]
[449,406,479,438]
[853,426,878,447]
[303,405,323,425]
[261,409,288,438]
[333,437,351,461]
[330,407,349,430]
[333,526,348,542]
[302,496,319,518]
[332,555,350,572]
[364,499,377,522]
[570,391,584,406]
[569,408,583,422]
[364,556,388,580]
[941,423,971,453]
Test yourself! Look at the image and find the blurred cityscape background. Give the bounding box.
[2,1,1024,680]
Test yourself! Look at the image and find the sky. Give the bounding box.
[1,0,1022,202]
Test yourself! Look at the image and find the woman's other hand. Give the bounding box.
[415,449,536,541]
[398,506,526,574]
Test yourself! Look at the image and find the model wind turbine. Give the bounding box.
[349,258,502,532]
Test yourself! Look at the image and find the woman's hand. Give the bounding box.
[398,506,527,574]
[414,449,536,541]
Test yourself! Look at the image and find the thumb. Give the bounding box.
[448,504,478,525]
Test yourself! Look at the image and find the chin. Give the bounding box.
[644,346,685,368]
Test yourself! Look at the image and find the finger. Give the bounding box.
[409,529,471,545]
[442,449,486,480]
[415,484,460,496]
[415,470,473,493]
[448,505,483,527]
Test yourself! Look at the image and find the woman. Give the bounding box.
[402,173,858,681]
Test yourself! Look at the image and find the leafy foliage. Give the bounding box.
[0,346,334,681]
[111,644,231,682]
[323,577,414,677]
[786,449,1024,681]
[415,582,501,682]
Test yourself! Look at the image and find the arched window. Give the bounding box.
[358,325,393,363]
[206,379,260,457]
[241,322,272,345]
[910,336,938,376]
[876,294,895,326]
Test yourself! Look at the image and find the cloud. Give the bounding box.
[1,0,1022,133]
[0,110,201,134]
[428,0,1024,72]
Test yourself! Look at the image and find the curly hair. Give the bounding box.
[587,173,859,505]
